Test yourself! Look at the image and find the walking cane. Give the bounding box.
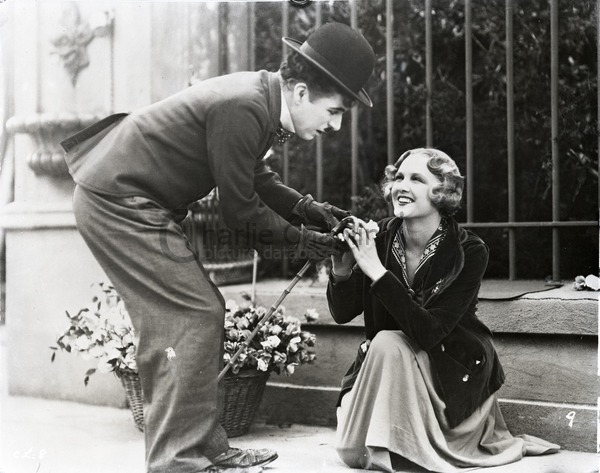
[217,259,313,382]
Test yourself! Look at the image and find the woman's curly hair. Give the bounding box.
[382,148,464,217]
[279,51,355,108]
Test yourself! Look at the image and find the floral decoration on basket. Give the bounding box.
[50,282,137,386]
[223,297,317,376]
[50,283,318,435]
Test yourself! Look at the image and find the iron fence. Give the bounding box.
[259,0,597,281]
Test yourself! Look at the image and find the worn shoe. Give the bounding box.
[212,447,278,469]
[203,466,264,473]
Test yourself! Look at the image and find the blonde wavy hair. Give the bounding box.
[382,148,464,217]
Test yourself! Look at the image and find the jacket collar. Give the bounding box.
[267,72,283,133]
[376,217,466,307]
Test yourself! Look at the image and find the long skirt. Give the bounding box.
[336,330,559,473]
[73,185,230,473]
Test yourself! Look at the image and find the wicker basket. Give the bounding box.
[220,369,270,437]
[121,372,145,432]
[120,369,269,437]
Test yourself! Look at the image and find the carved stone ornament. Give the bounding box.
[50,3,114,86]
[6,113,104,177]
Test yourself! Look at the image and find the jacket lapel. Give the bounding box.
[422,218,465,307]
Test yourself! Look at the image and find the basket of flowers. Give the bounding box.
[50,283,318,437]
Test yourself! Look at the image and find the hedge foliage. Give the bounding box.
[254,0,597,279]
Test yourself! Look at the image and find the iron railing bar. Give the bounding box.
[315,2,323,202]
[550,0,560,281]
[351,1,359,202]
[425,0,433,147]
[460,221,597,229]
[281,1,289,186]
[281,2,289,278]
[218,3,229,76]
[465,0,474,223]
[248,2,255,72]
[505,0,516,279]
[386,0,394,163]
[597,0,600,207]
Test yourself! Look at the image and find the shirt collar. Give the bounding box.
[279,87,295,133]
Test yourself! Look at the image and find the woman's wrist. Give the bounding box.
[364,264,386,283]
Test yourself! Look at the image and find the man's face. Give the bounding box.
[289,85,349,140]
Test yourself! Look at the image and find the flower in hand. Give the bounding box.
[340,218,386,282]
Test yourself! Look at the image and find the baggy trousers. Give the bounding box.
[73,185,229,473]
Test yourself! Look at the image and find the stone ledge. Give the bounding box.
[221,278,599,335]
[267,325,597,406]
[0,202,76,230]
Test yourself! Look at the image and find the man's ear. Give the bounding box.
[292,82,310,104]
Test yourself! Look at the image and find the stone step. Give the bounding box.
[221,278,598,453]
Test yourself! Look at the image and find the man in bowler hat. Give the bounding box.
[62,22,375,473]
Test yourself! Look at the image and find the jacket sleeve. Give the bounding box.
[205,98,301,249]
[326,269,365,324]
[369,240,489,350]
[253,158,303,219]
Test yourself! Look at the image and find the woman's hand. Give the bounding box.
[344,221,387,283]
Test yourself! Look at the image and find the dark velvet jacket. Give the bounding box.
[64,70,303,252]
[327,216,505,428]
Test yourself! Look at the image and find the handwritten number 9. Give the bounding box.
[566,411,576,428]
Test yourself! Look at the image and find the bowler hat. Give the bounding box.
[282,22,375,107]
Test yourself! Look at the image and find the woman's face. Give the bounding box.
[391,153,442,220]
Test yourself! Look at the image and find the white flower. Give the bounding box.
[55,284,317,382]
[88,344,106,358]
[269,325,283,335]
[257,358,270,372]
[225,299,239,313]
[287,336,301,353]
[304,309,319,322]
[261,335,281,349]
[273,352,287,364]
[80,310,100,330]
[75,335,92,351]
[113,321,130,337]
[104,346,122,361]
[364,219,380,233]
[573,275,586,290]
[121,333,134,345]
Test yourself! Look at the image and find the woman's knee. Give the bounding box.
[369,330,415,360]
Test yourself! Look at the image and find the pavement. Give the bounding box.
[0,292,598,473]
[0,394,598,473]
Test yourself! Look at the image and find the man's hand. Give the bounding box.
[293,225,344,262]
[291,194,351,232]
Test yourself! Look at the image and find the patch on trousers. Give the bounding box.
[165,347,176,360]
